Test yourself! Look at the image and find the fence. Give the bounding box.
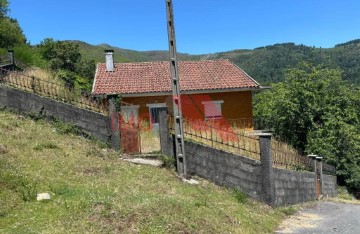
[161,111,337,206]
[0,54,11,65]
[271,140,314,171]
[169,116,261,161]
[168,116,338,173]
[227,118,254,129]
[0,68,108,115]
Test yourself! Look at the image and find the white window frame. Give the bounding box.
[146,103,167,125]
[201,100,224,120]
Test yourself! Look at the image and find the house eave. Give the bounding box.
[116,86,261,98]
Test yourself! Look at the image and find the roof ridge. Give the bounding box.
[97,59,231,65]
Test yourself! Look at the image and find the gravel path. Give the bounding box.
[275,201,360,234]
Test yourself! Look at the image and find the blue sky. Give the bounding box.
[9,0,360,54]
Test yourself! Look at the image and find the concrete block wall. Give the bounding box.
[322,174,337,197]
[274,168,317,205]
[185,140,263,199]
[158,107,337,206]
[0,85,110,142]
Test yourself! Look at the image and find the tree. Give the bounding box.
[254,63,360,192]
[39,38,95,90]
[0,0,9,18]
[0,0,26,48]
[39,38,81,72]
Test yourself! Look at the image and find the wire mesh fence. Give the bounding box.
[0,68,108,115]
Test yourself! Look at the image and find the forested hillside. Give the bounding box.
[74,40,360,85]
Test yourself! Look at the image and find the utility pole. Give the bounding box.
[165,0,187,177]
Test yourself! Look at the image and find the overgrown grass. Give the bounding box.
[0,109,289,233]
[325,186,360,204]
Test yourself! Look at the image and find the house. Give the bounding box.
[92,50,261,129]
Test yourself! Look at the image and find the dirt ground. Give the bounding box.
[275,201,360,234]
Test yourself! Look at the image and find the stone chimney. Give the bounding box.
[8,50,14,65]
[105,50,114,72]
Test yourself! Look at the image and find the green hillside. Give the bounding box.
[0,109,288,233]
[73,39,360,85]
[201,41,360,84]
[69,40,201,63]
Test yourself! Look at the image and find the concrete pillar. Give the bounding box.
[108,95,121,150]
[8,50,14,65]
[308,154,317,172]
[259,133,275,206]
[308,154,319,198]
[158,107,171,156]
[316,156,324,195]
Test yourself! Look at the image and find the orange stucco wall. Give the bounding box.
[122,90,253,127]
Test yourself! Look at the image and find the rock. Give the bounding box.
[0,144,8,154]
[182,178,200,185]
[37,193,51,201]
[123,158,164,167]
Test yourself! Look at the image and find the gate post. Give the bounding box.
[158,107,173,157]
[316,156,323,196]
[308,154,319,198]
[258,133,275,206]
[8,50,15,65]
[107,94,121,150]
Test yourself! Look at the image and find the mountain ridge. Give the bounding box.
[66,39,360,84]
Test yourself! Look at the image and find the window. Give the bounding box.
[202,100,223,120]
[146,103,166,125]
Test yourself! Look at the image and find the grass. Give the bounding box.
[325,186,360,205]
[0,109,290,233]
[139,121,161,154]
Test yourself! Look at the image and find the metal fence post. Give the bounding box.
[258,133,275,206]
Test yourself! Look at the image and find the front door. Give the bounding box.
[147,103,166,134]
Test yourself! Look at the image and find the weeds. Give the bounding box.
[28,110,45,121]
[33,142,59,151]
[232,189,248,204]
[278,206,297,216]
[53,121,80,135]
[157,153,175,168]
[19,180,38,202]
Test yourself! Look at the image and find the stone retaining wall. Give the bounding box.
[0,85,110,142]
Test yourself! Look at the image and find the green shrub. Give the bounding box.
[13,44,47,68]
[232,189,248,204]
[19,180,38,202]
[157,153,175,168]
[54,121,80,135]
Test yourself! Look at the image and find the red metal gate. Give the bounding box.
[119,113,141,154]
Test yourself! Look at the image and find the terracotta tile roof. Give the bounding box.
[92,60,259,95]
